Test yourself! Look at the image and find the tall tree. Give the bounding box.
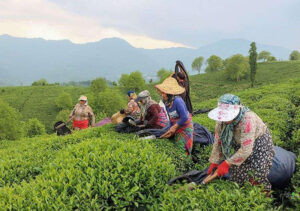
[91,77,107,94]
[289,50,300,61]
[157,68,172,82]
[191,56,204,74]
[225,54,249,82]
[249,42,257,88]
[267,56,277,62]
[257,51,271,62]
[205,55,224,72]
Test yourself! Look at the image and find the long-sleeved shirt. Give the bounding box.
[125,99,140,120]
[209,110,267,166]
[141,104,167,129]
[166,97,190,127]
[70,104,95,126]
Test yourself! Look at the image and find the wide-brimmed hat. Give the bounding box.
[208,94,242,122]
[78,95,87,101]
[155,77,185,95]
[135,90,150,102]
[111,112,126,124]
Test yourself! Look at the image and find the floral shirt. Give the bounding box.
[209,111,267,166]
[70,104,95,126]
[125,99,140,119]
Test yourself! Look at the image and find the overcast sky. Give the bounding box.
[0,0,299,50]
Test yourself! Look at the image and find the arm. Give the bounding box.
[175,98,189,127]
[209,123,222,164]
[125,101,134,114]
[87,106,95,126]
[69,104,77,118]
[227,113,256,166]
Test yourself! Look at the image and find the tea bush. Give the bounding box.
[25,118,46,138]
[0,138,176,210]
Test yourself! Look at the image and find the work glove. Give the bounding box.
[120,109,125,114]
[217,161,230,177]
[207,163,218,175]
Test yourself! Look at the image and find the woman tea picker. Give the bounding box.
[120,91,140,120]
[155,77,193,156]
[207,94,274,192]
[69,95,95,130]
[135,90,168,129]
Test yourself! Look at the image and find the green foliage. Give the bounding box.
[267,56,277,62]
[31,79,48,86]
[95,89,126,116]
[191,61,300,102]
[119,71,145,92]
[55,109,72,127]
[0,100,23,140]
[90,77,107,94]
[192,56,204,74]
[224,54,249,82]
[289,50,300,61]
[258,51,271,62]
[25,118,46,138]
[249,42,257,88]
[205,55,224,72]
[55,91,72,110]
[157,68,173,82]
[119,74,130,87]
[0,134,176,210]
[0,86,87,133]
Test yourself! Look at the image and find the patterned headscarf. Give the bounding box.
[219,94,249,159]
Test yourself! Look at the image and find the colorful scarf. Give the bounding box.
[140,97,156,121]
[220,106,249,159]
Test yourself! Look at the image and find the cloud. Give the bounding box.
[48,0,300,50]
[0,0,190,49]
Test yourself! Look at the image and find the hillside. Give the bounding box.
[190,60,300,102]
[1,61,299,133]
[0,34,292,85]
[0,80,299,209]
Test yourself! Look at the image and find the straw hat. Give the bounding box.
[208,94,242,122]
[155,77,185,95]
[111,112,126,124]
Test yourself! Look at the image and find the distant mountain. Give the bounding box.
[0,35,291,85]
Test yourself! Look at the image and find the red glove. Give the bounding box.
[207,163,218,175]
[217,161,230,177]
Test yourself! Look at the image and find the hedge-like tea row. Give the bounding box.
[0,125,122,187]
[0,138,176,210]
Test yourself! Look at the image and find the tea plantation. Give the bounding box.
[0,78,299,209]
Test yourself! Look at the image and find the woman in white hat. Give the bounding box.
[69,95,95,130]
[207,94,274,192]
[155,77,193,156]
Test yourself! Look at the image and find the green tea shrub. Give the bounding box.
[0,100,23,140]
[25,118,46,138]
[95,89,126,116]
[153,181,273,210]
[55,91,72,110]
[0,138,176,210]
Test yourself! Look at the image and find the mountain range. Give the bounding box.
[0,34,292,86]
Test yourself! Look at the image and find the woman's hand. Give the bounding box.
[160,124,178,138]
[217,160,231,177]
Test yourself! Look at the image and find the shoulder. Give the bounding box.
[174,96,184,104]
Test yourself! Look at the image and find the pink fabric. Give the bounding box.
[95,117,111,127]
[243,139,252,146]
[244,119,252,133]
